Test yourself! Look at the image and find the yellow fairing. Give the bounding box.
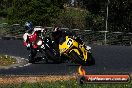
[59,36,88,61]
[79,44,88,61]
[59,36,77,53]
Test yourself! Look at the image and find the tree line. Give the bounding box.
[0,0,132,32]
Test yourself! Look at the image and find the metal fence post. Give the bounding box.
[105,0,110,45]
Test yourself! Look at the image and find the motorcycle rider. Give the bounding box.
[23,21,46,49]
[23,21,47,62]
[23,21,33,48]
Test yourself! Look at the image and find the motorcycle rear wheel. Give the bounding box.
[69,51,86,65]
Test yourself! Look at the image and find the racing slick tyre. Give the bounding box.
[28,49,37,63]
[70,51,95,66]
[69,51,87,66]
[86,53,95,66]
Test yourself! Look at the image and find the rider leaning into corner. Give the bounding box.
[23,21,47,59]
[51,26,91,52]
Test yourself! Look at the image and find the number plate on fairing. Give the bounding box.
[66,39,73,47]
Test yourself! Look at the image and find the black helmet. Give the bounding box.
[52,27,62,39]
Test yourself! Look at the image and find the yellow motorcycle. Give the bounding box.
[59,36,95,66]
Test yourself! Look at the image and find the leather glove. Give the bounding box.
[26,44,30,50]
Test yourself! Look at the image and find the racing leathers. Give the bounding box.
[23,27,46,49]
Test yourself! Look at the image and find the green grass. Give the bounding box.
[0,79,131,88]
[0,55,16,66]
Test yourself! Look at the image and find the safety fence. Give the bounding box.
[0,23,132,46]
[73,30,132,46]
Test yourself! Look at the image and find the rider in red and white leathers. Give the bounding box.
[23,22,46,49]
[23,22,47,63]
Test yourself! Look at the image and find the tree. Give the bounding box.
[50,0,66,9]
[7,0,62,26]
[0,0,13,17]
[82,0,132,32]
[108,0,132,32]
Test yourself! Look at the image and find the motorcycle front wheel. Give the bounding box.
[86,53,95,66]
[69,51,95,66]
[28,49,37,63]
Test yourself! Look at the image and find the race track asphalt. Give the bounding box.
[0,40,132,75]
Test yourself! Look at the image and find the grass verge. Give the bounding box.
[0,75,131,88]
[0,55,16,66]
[0,79,131,88]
